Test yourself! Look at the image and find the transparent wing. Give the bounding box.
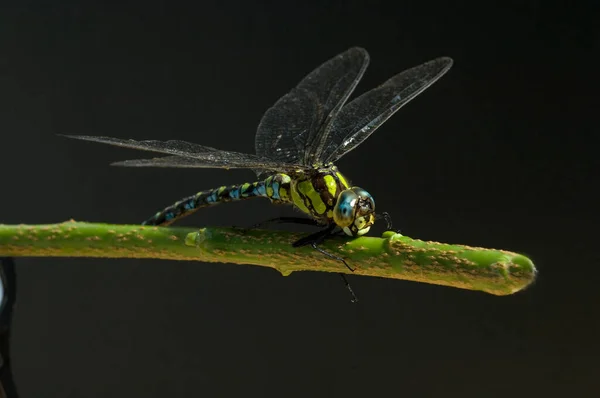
[111,155,303,171]
[322,57,453,163]
[255,47,370,166]
[61,135,305,171]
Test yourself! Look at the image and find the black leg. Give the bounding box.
[339,273,359,303]
[377,212,401,234]
[233,216,322,233]
[310,242,355,272]
[251,216,321,229]
[237,218,359,302]
[292,225,355,272]
[291,223,334,247]
[292,227,358,303]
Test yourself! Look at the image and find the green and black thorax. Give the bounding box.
[266,163,351,223]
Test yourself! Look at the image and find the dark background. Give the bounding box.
[0,1,597,397]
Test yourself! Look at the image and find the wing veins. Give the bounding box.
[61,135,305,171]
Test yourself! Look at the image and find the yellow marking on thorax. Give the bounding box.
[291,186,310,214]
[298,180,326,215]
[323,175,338,197]
[335,172,350,189]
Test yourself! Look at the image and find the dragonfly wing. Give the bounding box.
[111,155,302,171]
[61,134,224,157]
[323,57,453,163]
[255,47,369,167]
[61,135,305,171]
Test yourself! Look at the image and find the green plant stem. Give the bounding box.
[0,221,536,296]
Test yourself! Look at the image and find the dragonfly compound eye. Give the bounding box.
[351,187,376,236]
[334,187,376,236]
[333,190,359,229]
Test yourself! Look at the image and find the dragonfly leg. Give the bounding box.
[251,216,321,229]
[309,242,354,272]
[339,273,359,303]
[233,216,322,235]
[292,225,355,272]
[294,229,358,303]
[377,211,402,234]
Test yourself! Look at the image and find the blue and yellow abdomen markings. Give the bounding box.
[264,173,292,202]
[143,180,271,226]
[141,166,350,226]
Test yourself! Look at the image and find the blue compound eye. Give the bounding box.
[333,190,358,228]
[351,187,375,210]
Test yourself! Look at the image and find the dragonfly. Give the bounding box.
[62,47,452,292]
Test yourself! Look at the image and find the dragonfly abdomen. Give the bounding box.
[142,174,292,226]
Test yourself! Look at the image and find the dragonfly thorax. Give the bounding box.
[278,165,375,236]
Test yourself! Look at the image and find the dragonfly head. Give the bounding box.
[333,187,376,237]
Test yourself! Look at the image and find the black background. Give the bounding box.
[0,1,597,397]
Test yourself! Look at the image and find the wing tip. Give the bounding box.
[110,160,141,167]
[347,46,368,54]
[435,56,454,70]
[441,56,454,65]
[57,133,100,141]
